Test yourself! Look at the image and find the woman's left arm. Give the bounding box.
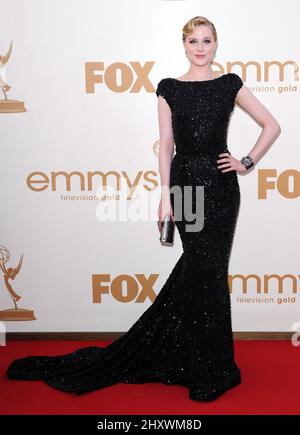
[217,86,282,174]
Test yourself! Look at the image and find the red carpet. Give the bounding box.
[0,340,299,415]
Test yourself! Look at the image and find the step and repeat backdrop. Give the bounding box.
[0,0,299,333]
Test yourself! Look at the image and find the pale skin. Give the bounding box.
[157,24,281,232]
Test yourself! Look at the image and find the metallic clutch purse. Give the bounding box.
[159,215,175,245]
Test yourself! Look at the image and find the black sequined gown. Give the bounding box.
[6,72,244,401]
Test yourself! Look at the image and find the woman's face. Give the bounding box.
[183,25,217,66]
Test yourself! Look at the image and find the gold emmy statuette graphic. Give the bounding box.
[0,245,36,321]
[0,40,26,113]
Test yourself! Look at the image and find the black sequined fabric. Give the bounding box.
[6,73,244,401]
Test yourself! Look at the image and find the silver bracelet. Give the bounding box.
[240,155,255,170]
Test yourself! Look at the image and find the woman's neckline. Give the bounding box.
[172,73,229,83]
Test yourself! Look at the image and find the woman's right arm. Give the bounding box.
[157,94,175,230]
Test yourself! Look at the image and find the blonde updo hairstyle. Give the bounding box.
[182,16,218,42]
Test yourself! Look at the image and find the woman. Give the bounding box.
[6,16,281,401]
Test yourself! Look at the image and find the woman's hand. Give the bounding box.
[157,197,175,233]
[216,152,248,174]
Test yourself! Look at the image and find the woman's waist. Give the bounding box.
[174,145,231,159]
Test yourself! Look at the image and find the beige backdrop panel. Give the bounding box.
[0,0,299,332]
